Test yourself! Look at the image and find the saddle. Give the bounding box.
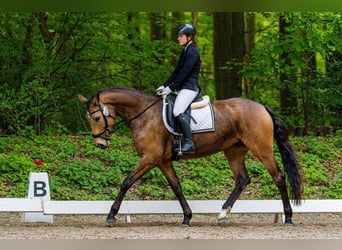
[162,93,215,160]
[162,93,216,136]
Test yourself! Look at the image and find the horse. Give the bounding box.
[78,86,304,227]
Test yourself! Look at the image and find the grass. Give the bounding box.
[0,132,341,201]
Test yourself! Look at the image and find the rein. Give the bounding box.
[111,98,160,132]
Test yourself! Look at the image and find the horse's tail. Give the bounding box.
[265,106,304,205]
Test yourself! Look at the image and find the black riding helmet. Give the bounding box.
[176,23,196,36]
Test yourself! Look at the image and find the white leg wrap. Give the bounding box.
[218,209,227,220]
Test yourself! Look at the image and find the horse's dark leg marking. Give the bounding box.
[106,159,154,227]
[271,168,293,225]
[256,155,294,225]
[223,173,251,207]
[218,146,251,224]
[160,162,192,227]
[106,175,131,226]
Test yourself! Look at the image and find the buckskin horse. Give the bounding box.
[78,86,304,227]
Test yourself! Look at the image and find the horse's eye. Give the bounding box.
[94,116,101,122]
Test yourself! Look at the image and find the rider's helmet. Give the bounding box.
[176,23,196,36]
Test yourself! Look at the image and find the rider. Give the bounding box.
[156,23,201,154]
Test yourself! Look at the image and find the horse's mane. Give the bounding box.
[87,86,158,108]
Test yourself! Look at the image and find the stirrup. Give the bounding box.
[176,141,195,156]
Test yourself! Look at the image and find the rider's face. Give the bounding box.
[177,34,189,46]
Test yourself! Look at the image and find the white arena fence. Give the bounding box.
[1,198,342,223]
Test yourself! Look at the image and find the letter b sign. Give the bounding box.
[34,181,47,197]
[26,172,51,200]
[22,172,53,223]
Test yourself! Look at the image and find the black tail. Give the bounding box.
[265,106,303,205]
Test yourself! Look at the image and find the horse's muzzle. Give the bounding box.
[95,139,110,149]
[97,143,108,149]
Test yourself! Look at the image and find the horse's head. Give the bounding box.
[78,93,116,149]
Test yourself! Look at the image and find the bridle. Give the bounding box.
[87,103,115,139]
[87,96,160,140]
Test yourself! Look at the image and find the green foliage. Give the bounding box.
[292,135,342,198]
[242,12,342,127]
[0,12,181,135]
[0,11,341,202]
[326,175,342,199]
[0,135,137,199]
[0,134,340,201]
[1,12,341,136]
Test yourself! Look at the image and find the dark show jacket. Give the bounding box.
[163,42,201,92]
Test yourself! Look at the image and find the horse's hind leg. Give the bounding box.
[218,145,251,224]
[259,155,294,225]
[249,139,294,225]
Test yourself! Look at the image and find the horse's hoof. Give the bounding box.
[106,217,117,227]
[283,218,295,226]
[218,217,227,225]
[181,223,191,228]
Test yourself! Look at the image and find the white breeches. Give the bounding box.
[173,89,199,117]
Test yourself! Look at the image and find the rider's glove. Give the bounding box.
[156,86,165,95]
[161,86,171,96]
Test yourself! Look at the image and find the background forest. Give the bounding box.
[0,12,341,136]
[0,12,341,201]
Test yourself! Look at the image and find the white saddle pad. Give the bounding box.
[162,98,216,136]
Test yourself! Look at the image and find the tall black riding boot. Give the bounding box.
[175,113,195,154]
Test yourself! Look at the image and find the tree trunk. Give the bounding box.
[301,32,317,127]
[170,12,184,66]
[230,12,244,97]
[279,13,297,116]
[213,12,244,100]
[38,12,53,42]
[149,12,167,41]
[243,12,255,97]
[127,13,143,90]
[171,12,183,41]
[326,51,342,80]
[192,12,198,44]
[325,51,342,124]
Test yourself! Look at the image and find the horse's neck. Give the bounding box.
[101,90,150,119]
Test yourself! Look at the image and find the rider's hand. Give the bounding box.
[156,86,165,95]
[161,86,172,95]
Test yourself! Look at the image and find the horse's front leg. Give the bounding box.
[106,160,153,227]
[159,162,192,227]
[106,175,131,226]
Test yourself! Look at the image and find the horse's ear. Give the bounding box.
[78,94,88,103]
